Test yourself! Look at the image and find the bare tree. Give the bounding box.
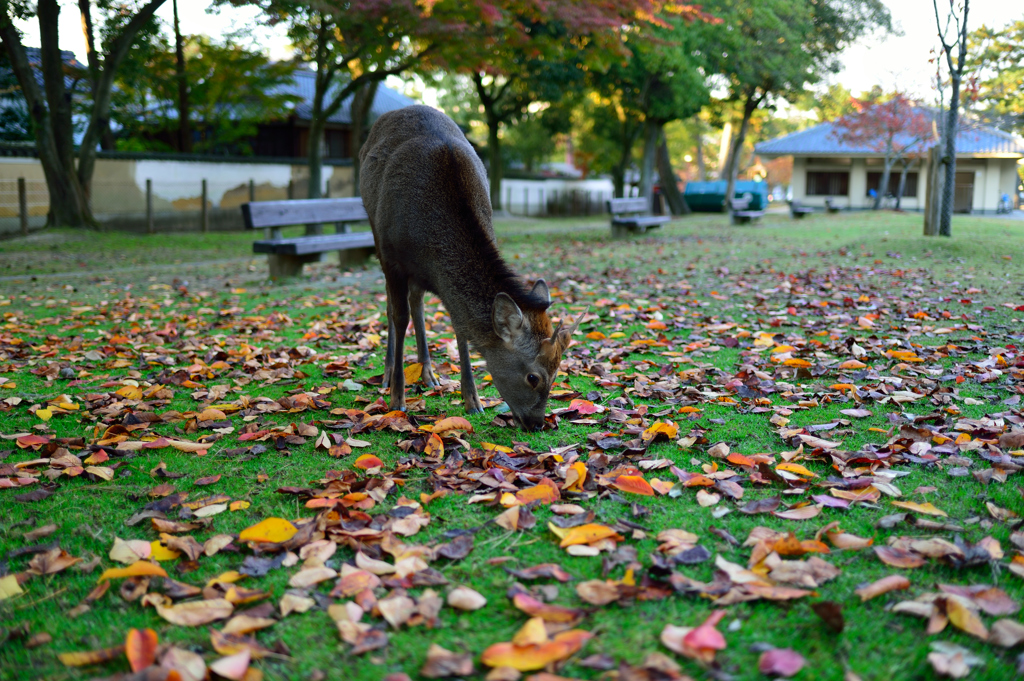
[930,0,970,237]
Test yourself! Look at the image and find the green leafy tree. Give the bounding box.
[967,19,1023,135]
[220,0,457,198]
[1,0,168,227]
[703,0,891,215]
[112,32,298,155]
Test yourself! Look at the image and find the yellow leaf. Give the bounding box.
[238,518,298,544]
[149,541,181,561]
[776,463,817,478]
[891,500,948,517]
[36,408,52,421]
[98,561,167,581]
[0,574,23,600]
[404,363,423,384]
[229,500,250,511]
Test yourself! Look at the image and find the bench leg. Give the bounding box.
[611,224,631,239]
[268,253,320,279]
[337,247,376,270]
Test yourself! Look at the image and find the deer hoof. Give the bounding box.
[465,407,484,415]
[422,367,440,388]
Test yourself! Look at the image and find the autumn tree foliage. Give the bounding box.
[0,0,168,227]
[435,1,704,211]
[832,93,935,210]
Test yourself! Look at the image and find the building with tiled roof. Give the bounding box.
[754,108,1024,214]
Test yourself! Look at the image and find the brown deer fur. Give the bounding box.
[360,105,581,430]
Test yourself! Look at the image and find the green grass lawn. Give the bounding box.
[1,209,1022,681]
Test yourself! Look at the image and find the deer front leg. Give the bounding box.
[409,284,439,388]
[457,334,482,414]
[382,316,396,390]
[385,278,410,411]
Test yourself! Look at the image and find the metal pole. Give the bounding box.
[18,177,28,236]
[506,187,512,214]
[201,179,208,233]
[248,178,255,202]
[146,179,153,234]
[540,189,545,216]
[524,187,529,216]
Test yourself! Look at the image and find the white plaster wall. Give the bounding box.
[500,178,615,216]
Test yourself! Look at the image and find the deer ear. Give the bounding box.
[554,307,588,352]
[493,293,525,344]
[530,279,550,306]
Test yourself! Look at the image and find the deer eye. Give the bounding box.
[527,373,540,388]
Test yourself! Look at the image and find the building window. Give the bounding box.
[806,171,849,196]
[866,171,918,198]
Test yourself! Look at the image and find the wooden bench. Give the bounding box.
[607,197,671,238]
[241,198,377,278]
[729,196,765,225]
[789,200,815,219]
[824,197,843,213]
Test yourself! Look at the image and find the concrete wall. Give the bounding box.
[792,155,1022,213]
[500,178,615,216]
[0,155,355,234]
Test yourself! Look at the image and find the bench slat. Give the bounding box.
[612,216,671,227]
[607,198,650,214]
[242,198,369,229]
[253,232,375,256]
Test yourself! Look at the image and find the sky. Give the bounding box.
[14,1,1024,106]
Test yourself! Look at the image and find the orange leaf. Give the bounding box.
[98,561,168,582]
[516,478,561,505]
[562,461,587,492]
[586,331,606,340]
[125,628,158,673]
[354,454,384,470]
[783,358,812,368]
[612,475,655,496]
[481,629,592,671]
[726,453,756,467]
[511,592,584,624]
[238,518,297,544]
[431,416,474,435]
[558,524,621,548]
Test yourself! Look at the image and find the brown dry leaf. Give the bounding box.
[144,594,233,626]
[221,615,276,635]
[421,643,475,678]
[989,619,1024,648]
[874,546,925,569]
[28,548,81,575]
[855,575,911,602]
[576,580,623,606]
[58,645,126,667]
[378,594,416,629]
[280,592,316,617]
[209,649,251,681]
[160,646,207,681]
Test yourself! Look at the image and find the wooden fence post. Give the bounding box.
[18,177,28,236]
[201,179,209,233]
[249,179,255,202]
[146,179,153,234]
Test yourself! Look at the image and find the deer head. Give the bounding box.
[483,280,586,431]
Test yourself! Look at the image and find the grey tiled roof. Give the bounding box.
[286,69,416,125]
[755,110,1024,158]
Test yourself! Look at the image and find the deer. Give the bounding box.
[359,105,583,431]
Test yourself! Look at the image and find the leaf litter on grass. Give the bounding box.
[1,223,1023,679]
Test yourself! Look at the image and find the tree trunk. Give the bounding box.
[485,111,503,211]
[938,77,960,236]
[307,116,325,199]
[924,145,943,235]
[724,90,759,215]
[350,79,379,197]
[638,119,660,208]
[613,120,638,198]
[874,160,893,210]
[657,130,688,216]
[895,163,909,210]
[173,0,191,153]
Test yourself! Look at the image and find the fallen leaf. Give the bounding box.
[125,628,158,673]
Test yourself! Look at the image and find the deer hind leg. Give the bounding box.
[409,284,439,388]
[457,334,482,414]
[385,275,410,411]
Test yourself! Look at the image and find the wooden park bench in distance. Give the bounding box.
[789,200,815,219]
[729,196,766,225]
[606,197,671,238]
[825,197,843,213]
[241,197,376,278]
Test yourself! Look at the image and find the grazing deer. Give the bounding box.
[360,105,583,431]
